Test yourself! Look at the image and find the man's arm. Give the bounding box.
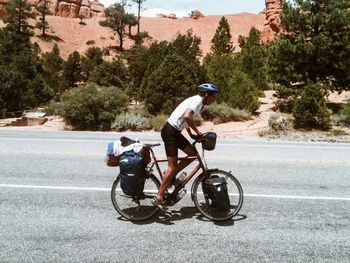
[184,108,202,136]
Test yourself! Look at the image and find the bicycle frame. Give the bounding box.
[146,143,209,202]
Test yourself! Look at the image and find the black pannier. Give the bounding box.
[119,150,146,196]
[203,176,230,211]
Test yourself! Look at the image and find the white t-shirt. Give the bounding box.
[167,95,203,131]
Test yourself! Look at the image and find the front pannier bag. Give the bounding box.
[203,176,230,211]
[119,150,146,196]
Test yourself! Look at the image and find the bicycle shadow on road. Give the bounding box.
[124,206,247,226]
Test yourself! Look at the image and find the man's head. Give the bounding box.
[197,83,218,105]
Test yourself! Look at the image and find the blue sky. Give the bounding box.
[99,0,266,17]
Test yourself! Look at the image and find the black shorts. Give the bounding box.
[161,122,190,158]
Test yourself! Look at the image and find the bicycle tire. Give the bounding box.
[111,173,160,221]
[191,169,243,221]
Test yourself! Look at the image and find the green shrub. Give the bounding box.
[58,83,128,130]
[268,112,293,131]
[44,100,61,115]
[329,129,349,136]
[226,70,260,113]
[292,83,331,130]
[113,111,151,131]
[338,99,350,127]
[201,103,251,123]
[150,114,168,131]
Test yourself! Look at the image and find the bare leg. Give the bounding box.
[156,157,178,202]
[156,145,197,202]
[175,144,197,174]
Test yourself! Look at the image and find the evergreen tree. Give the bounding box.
[35,0,52,37]
[131,0,146,35]
[89,58,129,89]
[0,1,50,116]
[292,82,331,130]
[124,44,149,103]
[142,54,200,114]
[125,13,138,36]
[237,28,268,90]
[40,44,65,96]
[99,0,137,51]
[227,70,260,113]
[3,0,35,36]
[81,47,104,81]
[269,0,350,91]
[63,51,82,87]
[203,53,236,103]
[168,30,202,63]
[138,41,169,99]
[210,16,234,56]
[139,31,202,114]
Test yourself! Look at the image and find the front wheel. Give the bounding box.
[111,173,160,221]
[192,169,243,221]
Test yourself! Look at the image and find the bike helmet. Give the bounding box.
[197,83,218,94]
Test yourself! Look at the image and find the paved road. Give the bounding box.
[0,130,349,263]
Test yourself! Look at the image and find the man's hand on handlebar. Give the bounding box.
[187,128,204,141]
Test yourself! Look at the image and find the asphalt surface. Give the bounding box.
[0,130,349,263]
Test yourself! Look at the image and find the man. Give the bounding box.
[151,83,218,214]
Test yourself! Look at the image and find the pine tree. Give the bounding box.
[35,0,52,37]
[237,28,268,90]
[203,53,236,103]
[81,47,104,81]
[63,51,82,87]
[210,16,234,56]
[269,0,350,91]
[131,0,146,35]
[3,0,35,36]
[140,32,202,114]
[99,0,137,51]
[40,44,65,95]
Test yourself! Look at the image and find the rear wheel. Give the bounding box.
[111,173,160,221]
[192,169,243,221]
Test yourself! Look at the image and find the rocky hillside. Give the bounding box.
[0,0,282,59]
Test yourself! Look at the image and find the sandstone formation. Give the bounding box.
[0,0,104,19]
[191,10,204,20]
[262,0,282,41]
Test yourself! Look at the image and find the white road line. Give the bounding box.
[0,137,106,143]
[244,193,350,201]
[0,184,110,191]
[1,184,349,201]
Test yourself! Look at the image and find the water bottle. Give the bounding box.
[173,172,186,187]
[176,188,187,201]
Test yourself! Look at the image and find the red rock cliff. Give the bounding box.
[0,0,104,19]
[262,0,282,41]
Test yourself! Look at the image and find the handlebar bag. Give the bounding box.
[203,176,230,211]
[119,150,146,196]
